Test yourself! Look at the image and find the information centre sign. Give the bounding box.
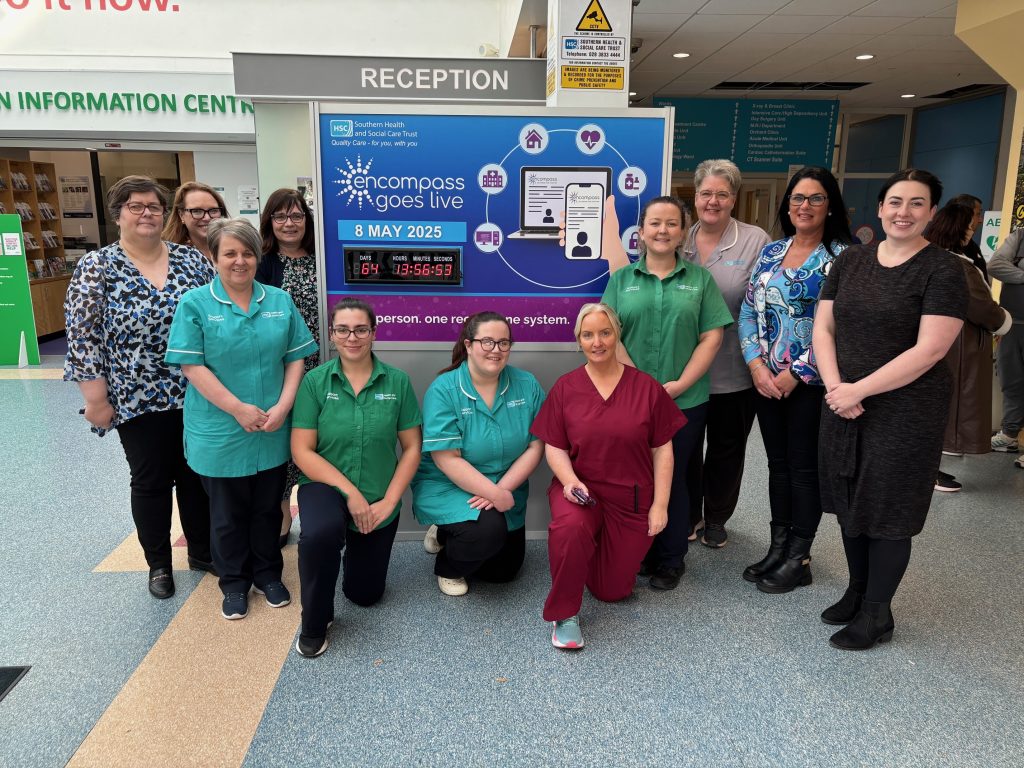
[654,97,838,174]
[315,106,672,344]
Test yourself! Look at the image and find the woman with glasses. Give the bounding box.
[681,159,771,550]
[65,175,214,600]
[738,166,853,593]
[162,181,228,263]
[166,218,317,621]
[291,298,422,657]
[531,303,685,650]
[601,196,733,591]
[256,189,321,546]
[412,312,545,597]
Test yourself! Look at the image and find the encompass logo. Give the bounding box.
[332,155,467,212]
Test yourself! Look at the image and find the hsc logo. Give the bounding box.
[330,120,354,138]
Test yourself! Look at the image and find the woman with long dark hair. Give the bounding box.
[412,312,544,596]
[738,166,853,593]
[925,203,1012,490]
[256,188,320,546]
[814,169,967,650]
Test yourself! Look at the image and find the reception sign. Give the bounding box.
[316,107,672,343]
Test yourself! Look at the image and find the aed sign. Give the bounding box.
[317,107,672,344]
[981,211,1002,258]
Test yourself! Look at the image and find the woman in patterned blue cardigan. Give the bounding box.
[738,166,853,594]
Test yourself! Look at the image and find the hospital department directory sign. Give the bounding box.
[315,106,672,344]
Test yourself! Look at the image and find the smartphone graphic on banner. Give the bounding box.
[564,183,604,260]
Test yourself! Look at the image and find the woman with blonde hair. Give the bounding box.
[531,303,685,650]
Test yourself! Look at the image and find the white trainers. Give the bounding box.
[991,431,1019,452]
[1015,455,1024,469]
[423,525,442,554]
[437,576,468,596]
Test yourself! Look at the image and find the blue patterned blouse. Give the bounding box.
[64,241,214,433]
[738,237,847,385]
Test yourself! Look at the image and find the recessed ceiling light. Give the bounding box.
[629,91,637,96]
[673,52,690,59]
[855,54,874,60]
[901,93,916,98]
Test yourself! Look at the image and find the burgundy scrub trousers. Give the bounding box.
[531,366,686,622]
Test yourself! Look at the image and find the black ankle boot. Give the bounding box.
[820,586,865,625]
[742,523,789,583]
[829,600,894,650]
[756,534,813,594]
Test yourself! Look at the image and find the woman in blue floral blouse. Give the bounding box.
[737,166,853,594]
[64,175,215,600]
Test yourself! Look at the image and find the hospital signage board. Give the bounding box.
[655,97,839,173]
[0,214,40,367]
[316,107,672,344]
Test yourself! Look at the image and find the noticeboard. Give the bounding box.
[315,106,672,345]
[655,97,838,174]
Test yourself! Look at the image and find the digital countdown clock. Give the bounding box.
[344,246,462,286]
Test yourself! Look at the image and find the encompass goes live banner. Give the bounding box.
[317,110,670,343]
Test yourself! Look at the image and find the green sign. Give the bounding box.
[0,214,41,367]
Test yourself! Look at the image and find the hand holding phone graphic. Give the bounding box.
[564,183,605,260]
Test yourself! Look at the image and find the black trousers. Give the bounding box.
[435,508,526,581]
[755,383,824,539]
[687,388,758,529]
[201,463,286,595]
[649,402,708,568]
[117,409,210,570]
[297,482,400,636]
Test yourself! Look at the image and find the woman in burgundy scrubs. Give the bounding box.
[530,303,686,650]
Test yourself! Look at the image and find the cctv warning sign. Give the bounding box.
[577,0,612,31]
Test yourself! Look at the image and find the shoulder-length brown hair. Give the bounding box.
[161,181,228,245]
[259,188,315,256]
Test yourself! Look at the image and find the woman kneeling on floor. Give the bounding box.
[530,303,686,650]
[290,298,422,658]
[412,312,545,596]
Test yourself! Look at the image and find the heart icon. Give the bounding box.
[581,130,601,149]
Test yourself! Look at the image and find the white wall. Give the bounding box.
[0,1,520,67]
[192,150,259,227]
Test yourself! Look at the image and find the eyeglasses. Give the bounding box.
[123,202,165,216]
[330,325,373,339]
[697,191,733,202]
[271,212,306,224]
[471,338,512,352]
[184,207,224,220]
[789,193,828,207]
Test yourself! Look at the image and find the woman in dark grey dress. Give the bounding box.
[813,169,967,651]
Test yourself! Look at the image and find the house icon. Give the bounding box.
[524,129,544,149]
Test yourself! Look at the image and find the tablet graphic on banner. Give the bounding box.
[319,111,670,343]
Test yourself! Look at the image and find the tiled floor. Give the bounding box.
[1,369,1022,767]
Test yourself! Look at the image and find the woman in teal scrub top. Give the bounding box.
[412,311,545,597]
[166,217,317,622]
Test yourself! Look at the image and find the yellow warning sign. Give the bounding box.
[560,65,624,90]
[576,0,612,32]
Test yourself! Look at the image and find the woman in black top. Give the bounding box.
[813,169,967,650]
